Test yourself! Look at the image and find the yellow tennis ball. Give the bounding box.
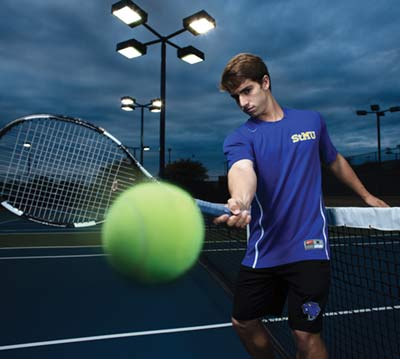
[101,182,204,284]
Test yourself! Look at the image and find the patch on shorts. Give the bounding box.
[304,239,324,250]
[302,301,321,321]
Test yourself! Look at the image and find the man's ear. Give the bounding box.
[262,75,270,91]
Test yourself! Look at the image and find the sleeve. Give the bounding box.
[319,115,338,165]
[223,129,254,169]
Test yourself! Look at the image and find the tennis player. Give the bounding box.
[214,53,389,359]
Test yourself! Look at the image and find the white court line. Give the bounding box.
[202,248,246,252]
[0,245,102,250]
[0,254,107,260]
[3,305,399,351]
[324,305,400,316]
[0,219,21,225]
[0,323,232,351]
[0,230,101,235]
[331,240,400,247]
[263,304,400,323]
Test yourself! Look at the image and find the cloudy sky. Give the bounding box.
[1,0,399,177]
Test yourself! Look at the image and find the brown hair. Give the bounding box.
[220,53,271,93]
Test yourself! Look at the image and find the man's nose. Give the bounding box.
[239,96,248,109]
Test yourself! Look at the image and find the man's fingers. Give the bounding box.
[213,214,230,224]
[213,198,251,228]
[226,210,251,228]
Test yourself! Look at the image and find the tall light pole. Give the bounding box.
[112,0,216,177]
[356,104,400,165]
[129,146,150,160]
[121,96,161,165]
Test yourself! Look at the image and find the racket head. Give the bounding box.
[0,114,152,227]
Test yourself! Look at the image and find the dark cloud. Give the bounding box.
[1,0,399,177]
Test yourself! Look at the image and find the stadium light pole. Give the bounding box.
[112,0,216,177]
[356,104,400,165]
[120,96,161,165]
[130,146,150,159]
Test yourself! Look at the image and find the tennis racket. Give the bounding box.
[0,114,230,227]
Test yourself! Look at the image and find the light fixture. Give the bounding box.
[121,105,134,111]
[116,38,147,59]
[183,10,216,35]
[356,103,400,165]
[23,142,32,148]
[150,98,162,112]
[121,96,136,106]
[112,2,216,177]
[178,46,204,64]
[143,146,150,151]
[111,0,148,27]
[151,98,162,108]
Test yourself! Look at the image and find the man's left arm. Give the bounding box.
[328,153,389,207]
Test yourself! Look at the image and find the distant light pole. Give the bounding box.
[120,96,161,165]
[356,104,400,164]
[130,145,150,160]
[112,0,216,177]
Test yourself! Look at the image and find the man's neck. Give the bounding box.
[258,96,284,122]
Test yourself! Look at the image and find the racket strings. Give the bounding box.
[53,121,90,223]
[1,117,147,225]
[35,121,80,221]
[72,128,122,224]
[33,120,74,221]
[63,124,100,223]
[12,120,77,221]
[1,123,24,198]
[7,120,42,213]
[89,139,125,222]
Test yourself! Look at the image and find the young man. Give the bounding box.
[214,53,388,359]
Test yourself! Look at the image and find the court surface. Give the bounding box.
[3,208,399,358]
[0,211,249,359]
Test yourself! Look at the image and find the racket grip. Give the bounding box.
[195,199,231,217]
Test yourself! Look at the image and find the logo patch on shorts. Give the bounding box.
[304,239,324,250]
[302,301,321,321]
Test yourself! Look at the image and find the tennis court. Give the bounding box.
[1,206,400,358]
[0,211,248,359]
[202,207,400,358]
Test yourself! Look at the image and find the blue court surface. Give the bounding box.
[0,212,249,359]
[3,209,399,358]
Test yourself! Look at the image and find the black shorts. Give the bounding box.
[232,260,330,333]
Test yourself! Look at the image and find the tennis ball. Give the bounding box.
[101,182,204,284]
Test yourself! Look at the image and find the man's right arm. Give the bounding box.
[214,159,256,228]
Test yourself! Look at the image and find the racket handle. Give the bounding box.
[195,199,231,217]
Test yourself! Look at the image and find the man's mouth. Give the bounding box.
[244,107,256,114]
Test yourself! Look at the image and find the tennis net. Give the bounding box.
[200,207,400,359]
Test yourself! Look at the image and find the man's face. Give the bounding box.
[230,77,270,118]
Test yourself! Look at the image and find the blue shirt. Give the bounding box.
[224,108,338,268]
